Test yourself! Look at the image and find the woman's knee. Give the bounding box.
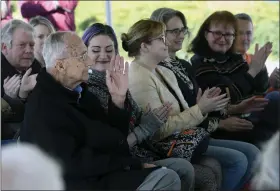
[139,168,181,190]
[173,158,194,179]
[240,142,260,162]
[157,168,181,190]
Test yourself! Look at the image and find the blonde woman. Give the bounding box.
[29,16,55,67]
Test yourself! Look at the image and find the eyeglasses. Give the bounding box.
[166,27,189,37]
[150,35,166,44]
[207,30,235,41]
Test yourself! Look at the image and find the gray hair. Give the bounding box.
[42,32,67,68]
[251,132,279,190]
[29,16,56,34]
[235,13,253,23]
[1,19,34,48]
[150,8,187,28]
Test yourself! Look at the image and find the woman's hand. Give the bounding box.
[219,117,253,131]
[196,88,230,114]
[134,102,173,144]
[150,102,173,123]
[228,96,269,115]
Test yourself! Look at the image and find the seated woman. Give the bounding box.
[122,18,260,191]
[29,16,56,67]
[82,23,194,191]
[188,10,279,146]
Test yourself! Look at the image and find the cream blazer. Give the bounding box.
[129,63,207,140]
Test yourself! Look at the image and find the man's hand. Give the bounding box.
[3,75,21,99]
[19,68,38,99]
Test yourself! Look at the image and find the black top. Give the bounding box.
[1,54,42,139]
[191,53,269,104]
[20,69,153,190]
[1,53,42,97]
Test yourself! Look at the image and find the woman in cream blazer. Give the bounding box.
[129,62,210,140]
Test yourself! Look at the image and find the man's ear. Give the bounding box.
[54,59,66,72]
[1,43,9,55]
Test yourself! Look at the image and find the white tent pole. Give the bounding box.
[105,0,112,26]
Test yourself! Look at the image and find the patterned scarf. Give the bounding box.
[87,70,161,162]
[87,70,141,131]
[161,57,194,90]
[160,57,219,133]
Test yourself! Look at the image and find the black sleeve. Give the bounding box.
[253,67,269,94]
[80,91,130,136]
[22,115,141,189]
[107,96,131,136]
[2,94,25,122]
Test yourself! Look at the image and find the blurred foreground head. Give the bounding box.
[251,132,279,190]
[1,143,64,190]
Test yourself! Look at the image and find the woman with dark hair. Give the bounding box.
[82,23,195,191]
[150,8,260,191]
[188,10,279,146]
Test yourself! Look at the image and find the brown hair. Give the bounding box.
[150,8,187,28]
[121,19,166,57]
[188,10,238,55]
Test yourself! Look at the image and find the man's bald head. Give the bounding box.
[42,31,91,89]
[42,32,86,68]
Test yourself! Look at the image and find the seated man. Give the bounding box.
[1,19,41,140]
[20,31,181,190]
[234,13,280,92]
[234,13,280,143]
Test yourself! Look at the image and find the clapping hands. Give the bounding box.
[196,87,230,114]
